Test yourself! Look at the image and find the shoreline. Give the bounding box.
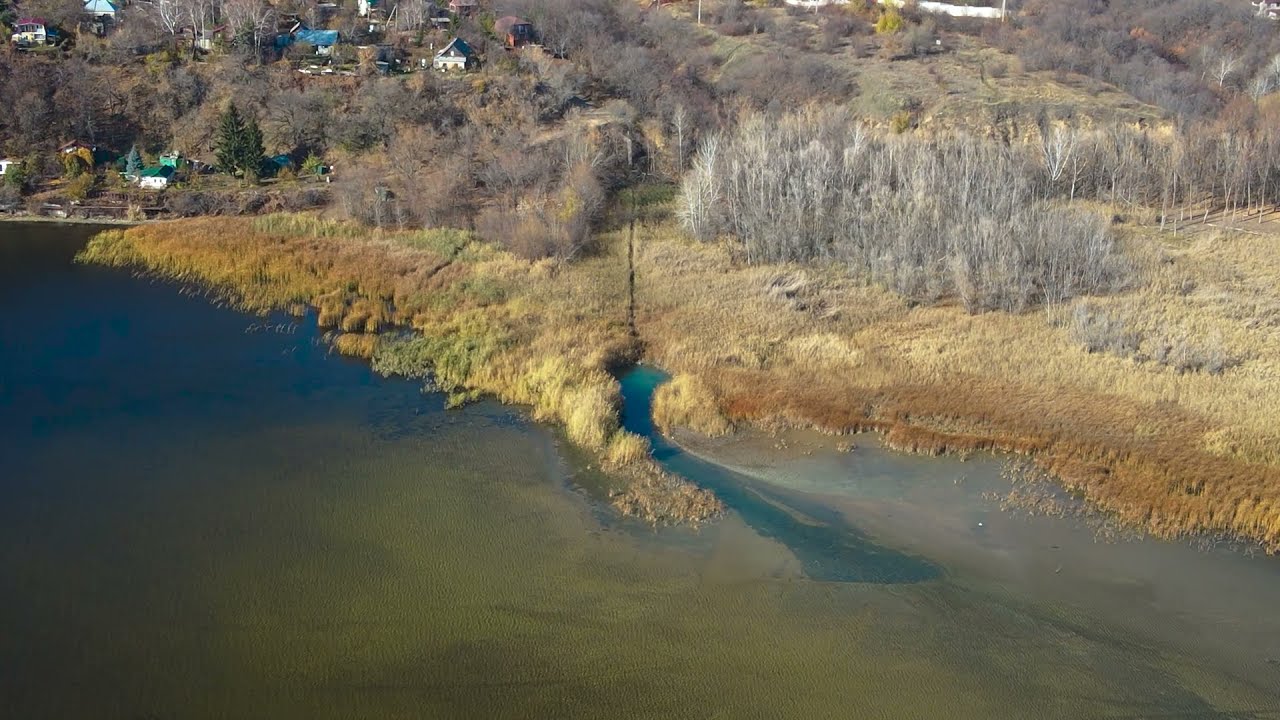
[69,213,1280,552]
[0,213,141,226]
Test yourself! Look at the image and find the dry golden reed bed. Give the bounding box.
[79,216,722,525]
[637,221,1280,551]
[83,213,1280,550]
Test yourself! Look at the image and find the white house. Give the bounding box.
[875,0,1006,19]
[787,0,1006,19]
[433,37,476,71]
[138,166,175,189]
[10,18,49,45]
[0,159,14,176]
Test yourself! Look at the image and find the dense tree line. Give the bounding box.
[998,0,1280,121]
[682,95,1280,312]
[680,108,1126,312]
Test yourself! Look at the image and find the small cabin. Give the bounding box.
[10,18,50,45]
[292,28,340,56]
[0,159,14,176]
[448,0,478,17]
[433,37,476,71]
[493,16,534,48]
[138,166,176,189]
[60,140,97,156]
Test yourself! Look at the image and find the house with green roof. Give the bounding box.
[138,165,175,189]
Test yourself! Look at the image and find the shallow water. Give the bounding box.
[2,223,1278,718]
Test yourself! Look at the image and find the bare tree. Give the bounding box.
[677,135,721,241]
[396,0,436,33]
[223,0,275,57]
[151,0,188,38]
[671,103,690,175]
[1206,48,1240,88]
[1039,125,1078,197]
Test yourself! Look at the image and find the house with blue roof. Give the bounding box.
[82,0,118,18]
[279,28,339,56]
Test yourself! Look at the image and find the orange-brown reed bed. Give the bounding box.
[703,367,1280,546]
[78,215,722,525]
[636,222,1280,552]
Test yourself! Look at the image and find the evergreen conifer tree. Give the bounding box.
[242,116,265,182]
[214,103,266,182]
[125,146,143,178]
[215,103,247,175]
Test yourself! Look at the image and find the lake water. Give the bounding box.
[2,223,1278,718]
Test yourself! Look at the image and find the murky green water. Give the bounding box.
[2,224,1277,718]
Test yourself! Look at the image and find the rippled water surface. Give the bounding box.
[1,223,1277,718]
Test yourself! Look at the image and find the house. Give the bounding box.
[267,154,294,176]
[292,28,340,56]
[493,16,534,48]
[60,140,97,156]
[160,151,186,169]
[82,0,118,19]
[433,37,476,71]
[138,166,175,189]
[10,18,51,46]
[0,159,14,176]
[448,0,478,17]
[193,25,227,51]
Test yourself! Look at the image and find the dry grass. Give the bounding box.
[331,332,379,359]
[631,219,1280,551]
[78,215,722,525]
[652,374,733,437]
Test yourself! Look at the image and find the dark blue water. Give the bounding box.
[0,224,568,719]
[618,365,939,584]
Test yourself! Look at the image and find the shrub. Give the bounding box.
[63,173,95,201]
[606,431,652,466]
[1069,301,1141,358]
[4,160,30,192]
[875,8,903,34]
[1149,328,1231,375]
[652,374,733,437]
[0,184,20,208]
[890,110,913,134]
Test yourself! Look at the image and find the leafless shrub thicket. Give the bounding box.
[1149,328,1230,375]
[1066,300,1231,374]
[681,109,1126,312]
[1069,301,1142,357]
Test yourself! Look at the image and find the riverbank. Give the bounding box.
[0,213,140,226]
[79,212,1280,550]
[78,216,720,525]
